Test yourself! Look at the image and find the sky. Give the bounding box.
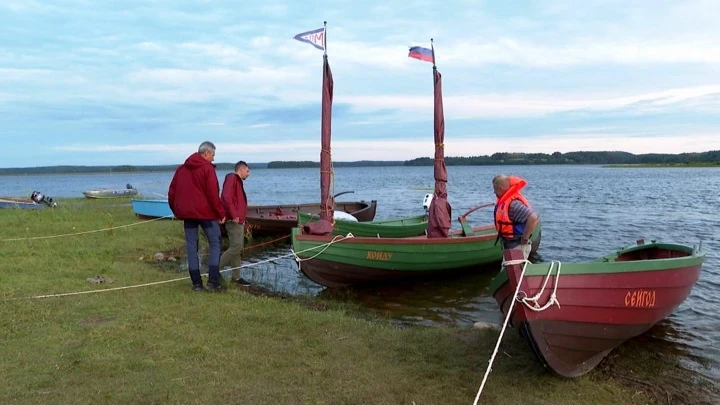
[1,0,719,168]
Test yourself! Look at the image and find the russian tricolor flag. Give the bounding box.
[408,46,434,63]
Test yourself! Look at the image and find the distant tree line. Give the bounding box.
[404,150,720,166]
[2,151,719,175]
[0,163,266,175]
[267,160,406,168]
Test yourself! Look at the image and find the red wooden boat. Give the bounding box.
[489,240,704,378]
[246,194,377,237]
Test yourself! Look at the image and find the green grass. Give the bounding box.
[0,199,710,404]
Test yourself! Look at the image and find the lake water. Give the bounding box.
[1,165,718,383]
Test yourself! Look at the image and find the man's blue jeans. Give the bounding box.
[183,220,222,286]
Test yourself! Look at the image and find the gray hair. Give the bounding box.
[198,141,216,154]
[492,174,509,189]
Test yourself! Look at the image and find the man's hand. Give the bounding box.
[233,217,240,224]
[219,217,226,224]
[520,236,531,260]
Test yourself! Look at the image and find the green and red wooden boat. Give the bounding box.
[291,39,541,288]
[490,240,705,378]
[297,211,429,238]
[291,217,541,288]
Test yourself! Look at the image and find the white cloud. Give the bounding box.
[178,42,252,64]
[339,85,720,118]
[123,67,309,101]
[309,38,720,71]
[257,4,288,18]
[444,39,720,67]
[0,68,55,81]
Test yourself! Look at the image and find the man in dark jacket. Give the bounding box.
[219,161,250,283]
[168,141,226,292]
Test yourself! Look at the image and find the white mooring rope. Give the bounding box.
[473,259,562,404]
[6,234,354,301]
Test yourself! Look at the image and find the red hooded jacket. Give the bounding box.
[221,172,247,223]
[168,153,224,220]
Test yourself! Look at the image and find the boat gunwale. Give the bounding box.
[292,225,498,245]
[489,243,705,299]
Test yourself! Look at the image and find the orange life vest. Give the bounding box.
[494,176,531,241]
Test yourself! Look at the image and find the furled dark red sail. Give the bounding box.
[426,68,451,238]
[304,55,335,236]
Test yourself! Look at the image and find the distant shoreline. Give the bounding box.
[604,163,720,168]
[1,150,718,175]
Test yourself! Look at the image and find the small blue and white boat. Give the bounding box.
[131,198,174,219]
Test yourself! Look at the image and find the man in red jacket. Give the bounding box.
[219,161,250,284]
[168,141,226,292]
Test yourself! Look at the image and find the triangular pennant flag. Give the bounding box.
[293,27,326,51]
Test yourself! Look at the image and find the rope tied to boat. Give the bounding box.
[473,258,564,402]
[517,260,562,312]
[473,258,531,404]
[290,233,354,263]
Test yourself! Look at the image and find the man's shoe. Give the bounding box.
[205,282,227,292]
[192,284,204,292]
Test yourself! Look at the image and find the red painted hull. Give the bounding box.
[245,200,377,236]
[493,245,703,377]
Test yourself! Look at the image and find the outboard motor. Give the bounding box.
[422,193,434,212]
[30,191,44,204]
[30,191,58,207]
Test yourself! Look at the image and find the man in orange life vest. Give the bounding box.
[493,175,539,259]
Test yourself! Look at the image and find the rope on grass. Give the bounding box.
[5,236,351,301]
[472,259,563,403]
[1,215,174,242]
[472,258,531,405]
[112,234,290,260]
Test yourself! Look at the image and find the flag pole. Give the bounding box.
[323,21,327,57]
[431,38,436,69]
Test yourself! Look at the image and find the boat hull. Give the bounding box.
[0,198,44,210]
[131,198,175,219]
[292,224,541,288]
[297,212,428,238]
[84,189,139,199]
[491,243,704,378]
[246,200,377,236]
